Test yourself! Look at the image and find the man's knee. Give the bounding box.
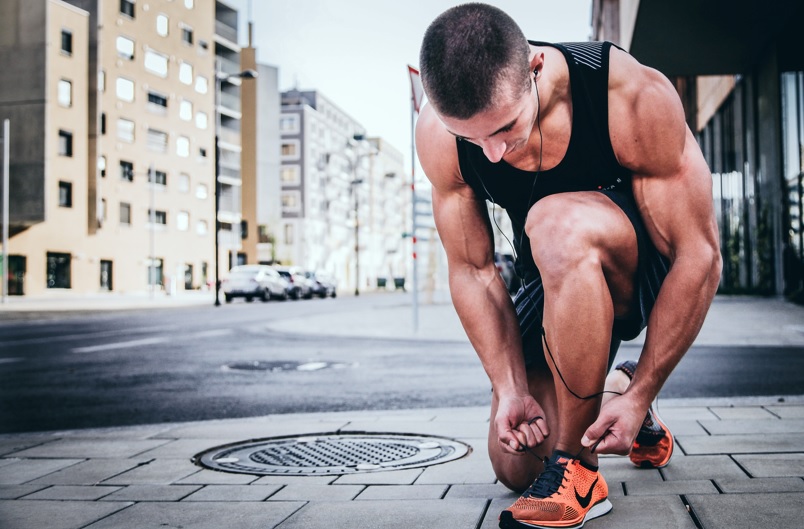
[525,196,603,280]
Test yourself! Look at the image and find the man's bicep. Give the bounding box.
[634,132,720,260]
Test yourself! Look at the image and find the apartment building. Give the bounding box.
[592,0,804,303]
[0,0,246,296]
[277,89,407,292]
[0,0,91,294]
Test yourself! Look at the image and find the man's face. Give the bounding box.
[437,76,537,163]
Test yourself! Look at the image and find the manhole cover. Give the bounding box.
[222,361,351,372]
[193,432,471,475]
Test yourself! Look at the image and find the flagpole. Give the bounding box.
[410,96,419,333]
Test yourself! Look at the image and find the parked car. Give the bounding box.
[304,270,337,298]
[495,253,520,294]
[222,265,289,303]
[273,266,313,300]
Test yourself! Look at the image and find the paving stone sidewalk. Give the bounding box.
[2,398,804,529]
[1,294,803,527]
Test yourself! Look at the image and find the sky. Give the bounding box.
[224,0,593,171]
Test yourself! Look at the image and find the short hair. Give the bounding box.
[419,3,531,119]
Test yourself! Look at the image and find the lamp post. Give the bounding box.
[1,119,9,304]
[214,67,257,307]
[350,177,364,296]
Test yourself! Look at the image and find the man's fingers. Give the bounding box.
[529,416,549,437]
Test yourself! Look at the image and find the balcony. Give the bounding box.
[215,20,237,45]
[218,91,241,114]
[216,57,241,77]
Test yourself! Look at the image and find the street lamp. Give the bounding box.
[214,67,258,307]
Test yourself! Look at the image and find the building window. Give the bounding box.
[120,0,135,18]
[149,168,167,186]
[144,49,168,77]
[280,140,299,159]
[115,77,134,102]
[147,91,168,114]
[61,30,72,55]
[98,70,105,92]
[185,0,194,8]
[58,130,73,157]
[100,112,106,135]
[280,165,300,184]
[119,160,134,181]
[199,39,209,50]
[179,62,193,85]
[284,223,294,244]
[194,76,208,94]
[281,191,301,211]
[146,128,168,152]
[181,25,193,45]
[195,111,207,129]
[178,173,190,192]
[199,147,207,158]
[116,36,134,60]
[147,258,163,287]
[58,181,72,207]
[176,136,190,157]
[100,198,107,222]
[196,220,207,235]
[120,202,131,225]
[279,115,299,133]
[98,155,106,177]
[148,209,167,225]
[179,99,193,121]
[57,79,72,107]
[196,183,208,199]
[117,118,135,142]
[177,211,189,231]
[156,14,168,36]
[46,252,71,289]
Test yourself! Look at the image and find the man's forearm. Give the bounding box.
[627,252,720,406]
[449,265,529,396]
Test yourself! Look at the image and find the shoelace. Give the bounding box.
[523,456,568,498]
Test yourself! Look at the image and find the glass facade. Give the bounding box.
[699,71,804,301]
[781,72,804,302]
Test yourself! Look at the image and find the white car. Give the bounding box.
[222,265,289,303]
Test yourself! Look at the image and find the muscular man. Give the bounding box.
[416,4,721,528]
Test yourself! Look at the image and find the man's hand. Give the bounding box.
[581,393,645,455]
[495,393,549,455]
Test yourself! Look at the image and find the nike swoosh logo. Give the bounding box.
[575,477,598,509]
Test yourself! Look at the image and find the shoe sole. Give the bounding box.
[630,405,674,469]
[499,499,613,529]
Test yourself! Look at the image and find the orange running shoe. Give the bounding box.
[614,361,674,468]
[499,451,612,529]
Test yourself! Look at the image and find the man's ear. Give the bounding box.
[529,50,545,80]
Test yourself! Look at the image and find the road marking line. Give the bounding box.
[72,337,167,354]
[1,325,178,347]
[0,358,23,364]
[193,329,233,339]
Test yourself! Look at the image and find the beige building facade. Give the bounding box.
[0,0,236,296]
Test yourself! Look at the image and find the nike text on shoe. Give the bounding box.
[614,360,674,468]
[499,450,612,529]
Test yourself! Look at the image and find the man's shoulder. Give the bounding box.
[415,104,463,188]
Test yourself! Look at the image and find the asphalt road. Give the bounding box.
[1,295,803,434]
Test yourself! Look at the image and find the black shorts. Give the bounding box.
[513,190,670,369]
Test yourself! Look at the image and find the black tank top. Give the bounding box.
[457,41,631,280]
